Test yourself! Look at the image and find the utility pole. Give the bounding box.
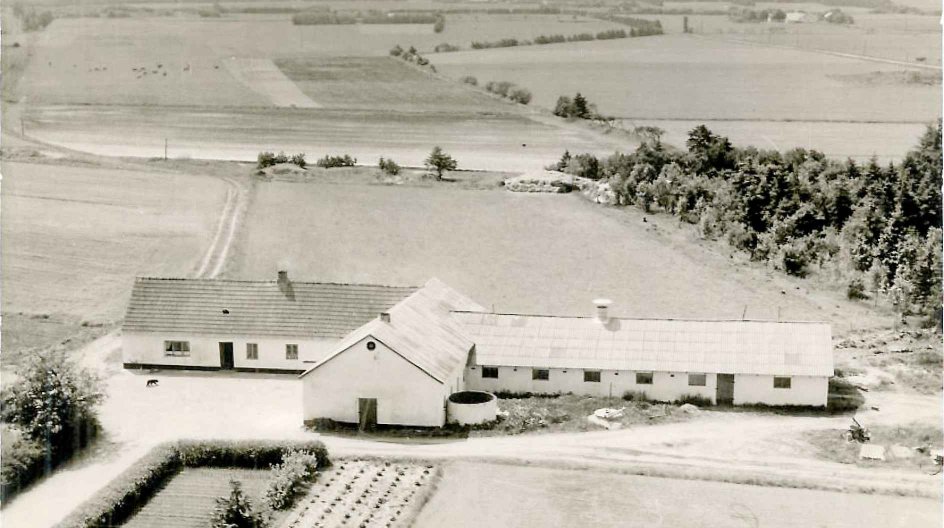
[164,138,168,161]
[20,118,24,136]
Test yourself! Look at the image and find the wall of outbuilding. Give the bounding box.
[464,366,717,403]
[301,336,453,427]
[122,332,338,372]
[734,374,828,407]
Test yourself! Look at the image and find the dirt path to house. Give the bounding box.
[193,174,250,279]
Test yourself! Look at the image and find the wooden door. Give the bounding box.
[358,398,377,431]
[716,374,735,405]
[219,342,234,370]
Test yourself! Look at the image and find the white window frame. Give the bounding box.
[286,344,299,360]
[164,340,190,357]
[246,343,258,360]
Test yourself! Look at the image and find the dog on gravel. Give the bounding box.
[146,379,159,387]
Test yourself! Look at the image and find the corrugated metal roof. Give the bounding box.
[452,312,833,376]
[122,278,417,338]
[301,278,482,383]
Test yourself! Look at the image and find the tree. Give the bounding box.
[213,480,267,528]
[425,146,457,180]
[553,96,573,117]
[572,92,589,119]
[1,353,104,463]
[433,15,445,33]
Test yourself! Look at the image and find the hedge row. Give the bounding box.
[56,440,329,528]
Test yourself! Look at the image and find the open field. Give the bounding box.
[414,461,943,528]
[434,34,940,161]
[0,161,225,361]
[230,180,886,331]
[123,468,272,528]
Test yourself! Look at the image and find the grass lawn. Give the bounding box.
[231,180,885,331]
[122,468,274,528]
[413,461,943,528]
[805,422,944,470]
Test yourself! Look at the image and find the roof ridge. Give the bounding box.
[449,310,829,325]
[134,277,419,289]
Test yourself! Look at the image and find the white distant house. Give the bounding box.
[785,11,813,23]
[122,276,834,427]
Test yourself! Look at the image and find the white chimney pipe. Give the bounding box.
[593,298,612,324]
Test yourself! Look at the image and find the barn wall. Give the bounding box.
[122,332,338,372]
[734,374,828,407]
[464,366,716,402]
[301,336,449,427]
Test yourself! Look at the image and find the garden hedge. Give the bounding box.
[55,439,329,528]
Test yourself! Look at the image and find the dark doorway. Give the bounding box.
[358,398,377,431]
[716,374,735,405]
[219,342,234,370]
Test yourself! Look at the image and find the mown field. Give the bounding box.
[414,462,943,528]
[433,34,941,161]
[230,180,885,332]
[0,162,225,361]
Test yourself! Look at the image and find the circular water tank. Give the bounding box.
[447,391,497,425]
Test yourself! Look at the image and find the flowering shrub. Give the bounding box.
[262,450,320,510]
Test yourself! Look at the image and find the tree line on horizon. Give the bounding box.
[549,122,942,324]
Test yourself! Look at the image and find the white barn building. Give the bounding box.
[123,276,833,426]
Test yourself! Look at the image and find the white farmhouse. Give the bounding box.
[122,276,834,427]
[121,272,416,373]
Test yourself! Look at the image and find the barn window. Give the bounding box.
[164,341,190,357]
[246,343,258,360]
[481,366,499,379]
[773,376,792,389]
[688,373,707,386]
[635,372,653,385]
[532,368,549,381]
[583,370,601,383]
[286,344,299,360]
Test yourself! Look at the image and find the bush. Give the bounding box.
[622,390,649,402]
[315,154,356,168]
[262,451,320,510]
[508,88,532,105]
[378,157,401,176]
[433,15,445,33]
[258,151,305,169]
[0,425,46,502]
[213,480,267,528]
[847,278,868,300]
[460,75,477,86]
[290,153,306,169]
[674,394,713,407]
[434,43,460,53]
[58,440,330,528]
[389,44,404,57]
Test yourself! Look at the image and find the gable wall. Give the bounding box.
[301,336,449,427]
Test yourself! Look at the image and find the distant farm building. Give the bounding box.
[122,276,833,426]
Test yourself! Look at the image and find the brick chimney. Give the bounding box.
[380,312,391,323]
[277,270,289,285]
[593,298,612,324]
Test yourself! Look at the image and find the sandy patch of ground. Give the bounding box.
[223,58,321,108]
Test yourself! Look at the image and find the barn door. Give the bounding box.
[219,342,234,370]
[716,374,735,405]
[358,398,377,431]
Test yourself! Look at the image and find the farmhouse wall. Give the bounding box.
[464,366,717,402]
[301,336,450,427]
[734,374,828,407]
[122,332,338,372]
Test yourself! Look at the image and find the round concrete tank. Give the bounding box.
[447,391,497,425]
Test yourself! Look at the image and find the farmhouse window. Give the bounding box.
[481,366,499,379]
[584,370,601,383]
[773,376,792,389]
[286,344,299,360]
[532,369,550,381]
[688,374,707,386]
[635,372,654,385]
[246,343,258,360]
[164,341,190,357]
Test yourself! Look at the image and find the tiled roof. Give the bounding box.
[122,278,417,338]
[452,312,833,377]
[301,278,482,383]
